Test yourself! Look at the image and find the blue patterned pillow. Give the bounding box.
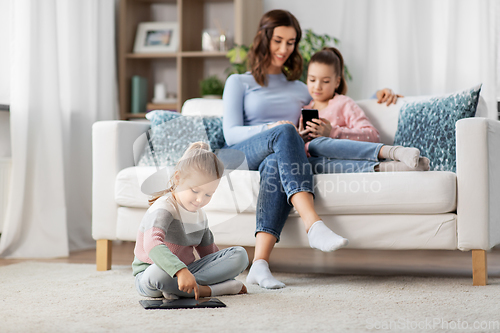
[146,110,181,126]
[393,85,481,172]
[137,110,225,167]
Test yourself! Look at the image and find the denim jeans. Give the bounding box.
[135,246,248,298]
[308,137,384,174]
[223,124,314,241]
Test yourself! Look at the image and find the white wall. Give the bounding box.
[263,0,365,98]
[0,0,11,105]
[263,0,500,108]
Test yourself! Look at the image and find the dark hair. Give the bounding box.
[309,47,347,95]
[148,142,224,205]
[248,10,303,86]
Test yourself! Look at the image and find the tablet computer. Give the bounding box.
[139,298,226,310]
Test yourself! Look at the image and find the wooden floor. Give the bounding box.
[1,241,500,278]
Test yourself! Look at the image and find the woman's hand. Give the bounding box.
[305,118,332,139]
[267,120,295,129]
[176,268,199,300]
[376,88,404,106]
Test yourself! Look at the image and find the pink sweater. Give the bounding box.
[304,94,380,154]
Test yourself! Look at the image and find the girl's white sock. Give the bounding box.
[307,220,348,252]
[377,157,430,172]
[246,259,285,289]
[208,279,243,296]
[381,146,420,168]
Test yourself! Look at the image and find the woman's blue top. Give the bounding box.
[222,72,311,146]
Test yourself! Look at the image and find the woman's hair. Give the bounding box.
[309,47,347,95]
[248,9,303,86]
[148,142,225,205]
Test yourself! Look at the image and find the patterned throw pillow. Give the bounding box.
[393,84,481,172]
[137,110,226,167]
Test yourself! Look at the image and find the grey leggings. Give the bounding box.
[135,246,248,298]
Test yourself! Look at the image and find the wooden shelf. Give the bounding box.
[126,51,228,59]
[181,51,228,58]
[126,53,178,59]
[147,102,177,110]
[125,113,149,119]
[118,0,262,119]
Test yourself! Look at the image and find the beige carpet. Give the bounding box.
[1,262,499,333]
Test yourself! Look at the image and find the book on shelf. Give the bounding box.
[131,75,147,114]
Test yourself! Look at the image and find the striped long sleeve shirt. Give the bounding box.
[132,193,219,277]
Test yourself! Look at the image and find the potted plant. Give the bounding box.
[199,75,225,99]
[225,44,250,75]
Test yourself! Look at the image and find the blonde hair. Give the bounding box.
[148,142,225,205]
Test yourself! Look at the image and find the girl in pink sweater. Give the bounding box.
[299,47,429,173]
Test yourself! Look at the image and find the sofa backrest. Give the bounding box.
[356,99,401,145]
[182,98,225,117]
[181,94,490,146]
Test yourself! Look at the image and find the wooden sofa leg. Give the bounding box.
[472,249,487,286]
[96,239,112,271]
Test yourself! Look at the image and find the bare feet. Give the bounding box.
[207,280,247,297]
[199,285,212,298]
[239,284,247,294]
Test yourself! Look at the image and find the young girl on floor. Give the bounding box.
[299,47,430,173]
[133,142,249,300]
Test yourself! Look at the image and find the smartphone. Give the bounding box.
[301,108,319,128]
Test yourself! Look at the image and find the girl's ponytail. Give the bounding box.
[328,47,347,95]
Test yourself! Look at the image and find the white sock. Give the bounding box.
[246,259,285,289]
[377,157,430,172]
[307,221,348,252]
[382,146,420,168]
[208,279,243,297]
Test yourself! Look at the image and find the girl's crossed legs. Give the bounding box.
[135,246,248,298]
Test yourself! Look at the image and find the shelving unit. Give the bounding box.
[118,0,262,120]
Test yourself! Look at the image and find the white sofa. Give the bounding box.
[92,96,500,285]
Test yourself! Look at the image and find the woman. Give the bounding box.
[222,10,400,289]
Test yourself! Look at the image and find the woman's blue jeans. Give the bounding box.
[308,137,384,173]
[223,124,314,241]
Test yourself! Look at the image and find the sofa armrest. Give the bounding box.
[456,118,500,250]
[92,120,150,240]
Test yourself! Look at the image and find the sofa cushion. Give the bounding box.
[146,110,225,150]
[137,111,225,167]
[116,167,457,215]
[393,84,482,172]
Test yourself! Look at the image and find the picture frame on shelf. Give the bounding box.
[133,22,179,53]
